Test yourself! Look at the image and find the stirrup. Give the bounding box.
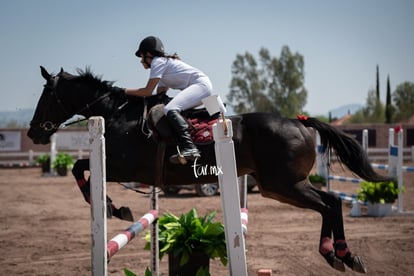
[169,146,200,165]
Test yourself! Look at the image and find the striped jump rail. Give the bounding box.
[328,175,362,184]
[107,210,158,259]
[328,190,360,204]
[371,163,388,170]
[371,163,414,172]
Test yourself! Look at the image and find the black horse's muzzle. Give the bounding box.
[27,122,58,145]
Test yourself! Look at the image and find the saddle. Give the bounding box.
[147,104,219,145]
[146,104,220,187]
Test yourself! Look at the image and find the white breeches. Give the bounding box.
[163,76,213,114]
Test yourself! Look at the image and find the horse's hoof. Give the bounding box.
[339,252,367,274]
[119,207,134,222]
[332,256,346,272]
[351,255,367,274]
[321,251,345,272]
[113,206,134,222]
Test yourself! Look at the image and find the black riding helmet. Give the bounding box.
[135,36,165,57]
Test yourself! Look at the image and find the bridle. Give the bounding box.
[30,75,67,131]
[30,74,113,132]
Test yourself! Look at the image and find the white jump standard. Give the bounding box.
[89,117,159,276]
[203,95,248,276]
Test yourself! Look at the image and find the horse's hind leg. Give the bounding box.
[260,179,366,273]
[310,187,367,273]
[312,189,366,273]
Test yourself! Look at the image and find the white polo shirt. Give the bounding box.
[149,57,206,90]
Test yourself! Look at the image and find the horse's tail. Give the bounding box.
[297,116,393,182]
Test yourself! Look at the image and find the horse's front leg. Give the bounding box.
[72,159,92,203]
[71,159,134,222]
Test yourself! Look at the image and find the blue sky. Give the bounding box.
[1,0,413,117]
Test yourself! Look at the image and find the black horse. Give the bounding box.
[28,66,391,273]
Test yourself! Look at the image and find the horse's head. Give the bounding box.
[28,66,110,144]
[28,66,77,144]
[28,66,171,145]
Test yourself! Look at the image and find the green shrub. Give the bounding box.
[144,208,227,267]
[52,152,74,169]
[36,154,50,165]
[357,181,401,204]
[309,174,326,186]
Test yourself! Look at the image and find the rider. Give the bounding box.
[125,36,213,164]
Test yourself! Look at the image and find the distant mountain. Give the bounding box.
[0,108,34,128]
[328,104,363,119]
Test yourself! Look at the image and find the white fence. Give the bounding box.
[1,129,413,166]
[0,149,89,165]
[0,132,89,167]
[366,147,414,162]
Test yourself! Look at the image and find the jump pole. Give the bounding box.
[106,210,158,258]
[149,185,159,276]
[89,116,108,276]
[203,95,248,276]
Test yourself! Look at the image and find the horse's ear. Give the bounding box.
[40,66,51,81]
[60,67,64,74]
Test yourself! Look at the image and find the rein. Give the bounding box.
[60,91,114,128]
[139,92,171,138]
[74,91,113,117]
[140,97,153,138]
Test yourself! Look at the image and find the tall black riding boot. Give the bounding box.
[166,110,201,164]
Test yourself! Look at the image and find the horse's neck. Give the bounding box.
[72,86,165,140]
[83,91,147,133]
[75,87,117,118]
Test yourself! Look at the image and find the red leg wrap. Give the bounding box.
[77,179,87,188]
[320,237,334,255]
[335,239,349,258]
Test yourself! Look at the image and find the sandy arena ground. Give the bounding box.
[1,163,413,276]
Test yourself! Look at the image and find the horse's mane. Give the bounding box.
[58,67,171,106]
[59,67,115,91]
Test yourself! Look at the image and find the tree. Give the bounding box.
[227,52,273,114]
[350,89,385,124]
[385,75,393,124]
[376,65,380,100]
[392,82,414,122]
[227,46,307,117]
